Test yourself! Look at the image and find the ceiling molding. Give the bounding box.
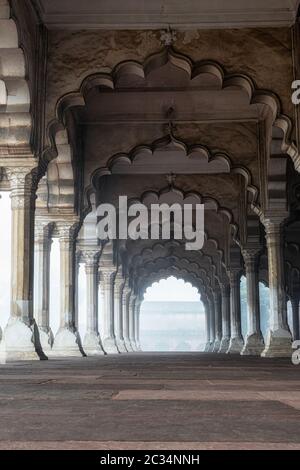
[32,0,300,30]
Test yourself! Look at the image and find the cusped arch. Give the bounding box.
[0,1,31,148]
[45,47,299,172]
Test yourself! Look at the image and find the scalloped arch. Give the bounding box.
[44,47,300,172]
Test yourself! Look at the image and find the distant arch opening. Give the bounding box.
[140,276,205,352]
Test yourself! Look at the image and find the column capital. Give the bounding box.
[227,268,241,286]
[262,211,289,234]
[221,283,230,298]
[7,166,37,209]
[35,221,54,242]
[56,220,79,241]
[242,245,261,270]
[100,267,117,285]
[81,249,101,267]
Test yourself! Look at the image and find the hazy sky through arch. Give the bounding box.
[143,276,201,302]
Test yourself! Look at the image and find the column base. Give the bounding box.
[116,339,127,353]
[102,337,119,354]
[130,340,138,352]
[227,336,244,354]
[212,339,221,352]
[124,339,134,352]
[0,318,41,363]
[218,337,230,353]
[241,333,265,356]
[37,327,54,354]
[261,328,292,358]
[51,327,83,357]
[83,331,105,356]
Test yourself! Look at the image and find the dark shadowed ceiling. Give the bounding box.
[33,0,300,30]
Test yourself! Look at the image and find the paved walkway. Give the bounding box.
[0,353,300,450]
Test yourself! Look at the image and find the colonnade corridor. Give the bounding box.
[2,0,300,454]
[0,353,299,450]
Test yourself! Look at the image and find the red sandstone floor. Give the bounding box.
[0,352,299,450]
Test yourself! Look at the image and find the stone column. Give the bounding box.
[291,296,300,341]
[241,248,264,355]
[100,268,119,354]
[262,217,292,357]
[0,167,41,362]
[52,221,83,357]
[113,271,127,353]
[134,297,142,351]
[213,289,222,352]
[129,293,137,351]
[227,270,244,353]
[74,251,80,332]
[34,222,54,355]
[207,295,215,352]
[203,297,211,352]
[219,284,231,353]
[82,250,105,356]
[122,281,132,352]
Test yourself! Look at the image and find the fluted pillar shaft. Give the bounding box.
[129,293,137,351]
[134,298,142,351]
[0,167,41,361]
[34,222,53,354]
[219,285,231,352]
[207,295,215,352]
[227,270,244,353]
[262,218,292,357]
[52,221,82,357]
[213,289,222,352]
[100,268,119,354]
[113,272,127,353]
[122,283,132,351]
[203,298,211,351]
[291,297,300,341]
[241,248,264,355]
[82,250,104,355]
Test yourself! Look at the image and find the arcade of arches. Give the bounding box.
[1,0,300,363]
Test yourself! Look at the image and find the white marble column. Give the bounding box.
[113,271,127,353]
[207,295,215,352]
[291,296,300,341]
[134,297,142,351]
[34,222,54,355]
[203,297,211,352]
[213,289,222,352]
[122,281,132,352]
[241,248,264,355]
[262,217,292,357]
[227,270,244,353]
[100,268,119,354]
[219,284,231,353]
[82,250,105,356]
[129,293,137,351]
[52,221,83,357]
[0,167,41,362]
